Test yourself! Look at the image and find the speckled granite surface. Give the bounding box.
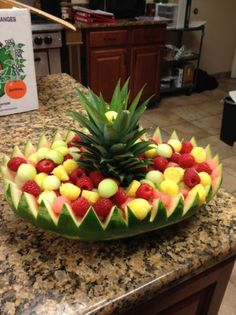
[76,17,168,29]
[0,73,236,315]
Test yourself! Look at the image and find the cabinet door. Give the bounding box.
[89,48,127,102]
[130,45,163,101]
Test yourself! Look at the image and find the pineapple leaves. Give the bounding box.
[109,79,122,112]
[69,80,153,185]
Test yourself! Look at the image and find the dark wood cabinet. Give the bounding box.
[120,256,235,315]
[130,44,163,101]
[84,25,166,102]
[89,48,127,101]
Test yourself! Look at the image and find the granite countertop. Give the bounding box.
[0,73,236,315]
[75,17,168,29]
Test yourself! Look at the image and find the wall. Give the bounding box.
[187,0,236,74]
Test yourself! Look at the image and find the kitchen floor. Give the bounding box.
[141,77,236,315]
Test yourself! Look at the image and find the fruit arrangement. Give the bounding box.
[1,82,222,240]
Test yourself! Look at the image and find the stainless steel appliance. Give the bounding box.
[31,16,63,77]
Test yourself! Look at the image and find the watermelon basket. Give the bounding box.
[1,83,223,241]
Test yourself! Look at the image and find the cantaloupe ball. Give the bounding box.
[160,180,179,196]
[127,198,151,220]
[199,172,212,186]
[191,147,206,163]
[60,183,81,201]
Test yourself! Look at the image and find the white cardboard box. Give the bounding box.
[0,8,38,116]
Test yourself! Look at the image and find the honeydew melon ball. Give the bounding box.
[189,184,207,204]
[199,172,212,186]
[51,140,67,149]
[105,111,118,123]
[35,172,48,188]
[191,147,206,163]
[38,190,57,205]
[28,152,39,163]
[167,139,182,152]
[54,146,69,156]
[145,170,164,185]
[127,198,151,220]
[98,178,118,198]
[37,147,50,160]
[17,163,37,182]
[45,149,64,164]
[42,175,61,191]
[60,183,81,201]
[163,167,184,183]
[144,144,158,158]
[156,144,173,158]
[160,179,179,196]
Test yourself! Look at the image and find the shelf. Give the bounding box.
[163,53,199,64]
[160,84,193,94]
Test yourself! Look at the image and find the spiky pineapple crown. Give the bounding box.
[68,80,152,185]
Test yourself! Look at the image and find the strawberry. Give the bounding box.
[67,135,82,148]
[71,197,90,217]
[136,183,154,200]
[89,170,104,187]
[195,162,212,175]
[111,187,127,206]
[179,153,195,169]
[153,157,168,172]
[170,152,181,164]
[180,141,193,154]
[7,157,27,172]
[183,168,200,188]
[93,198,114,218]
[36,159,56,174]
[76,176,94,191]
[69,167,86,184]
[22,180,41,196]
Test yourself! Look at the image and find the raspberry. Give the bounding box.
[36,159,56,174]
[180,141,193,154]
[67,135,82,148]
[89,170,104,187]
[137,153,145,160]
[22,180,41,197]
[63,154,73,161]
[183,168,200,188]
[136,183,154,200]
[153,157,168,172]
[93,198,114,218]
[71,197,90,217]
[76,176,94,191]
[179,153,195,169]
[111,187,127,206]
[69,167,86,184]
[170,152,181,164]
[7,157,27,172]
[195,162,212,175]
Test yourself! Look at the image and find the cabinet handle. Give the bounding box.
[104,37,116,41]
[34,57,41,62]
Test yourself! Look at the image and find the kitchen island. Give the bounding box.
[0,73,236,315]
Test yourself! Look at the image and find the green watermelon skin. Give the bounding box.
[5,180,202,241]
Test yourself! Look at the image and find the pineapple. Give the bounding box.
[68,80,152,185]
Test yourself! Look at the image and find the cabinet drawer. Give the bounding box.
[131,27,165,45]
[89,30,128,48]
